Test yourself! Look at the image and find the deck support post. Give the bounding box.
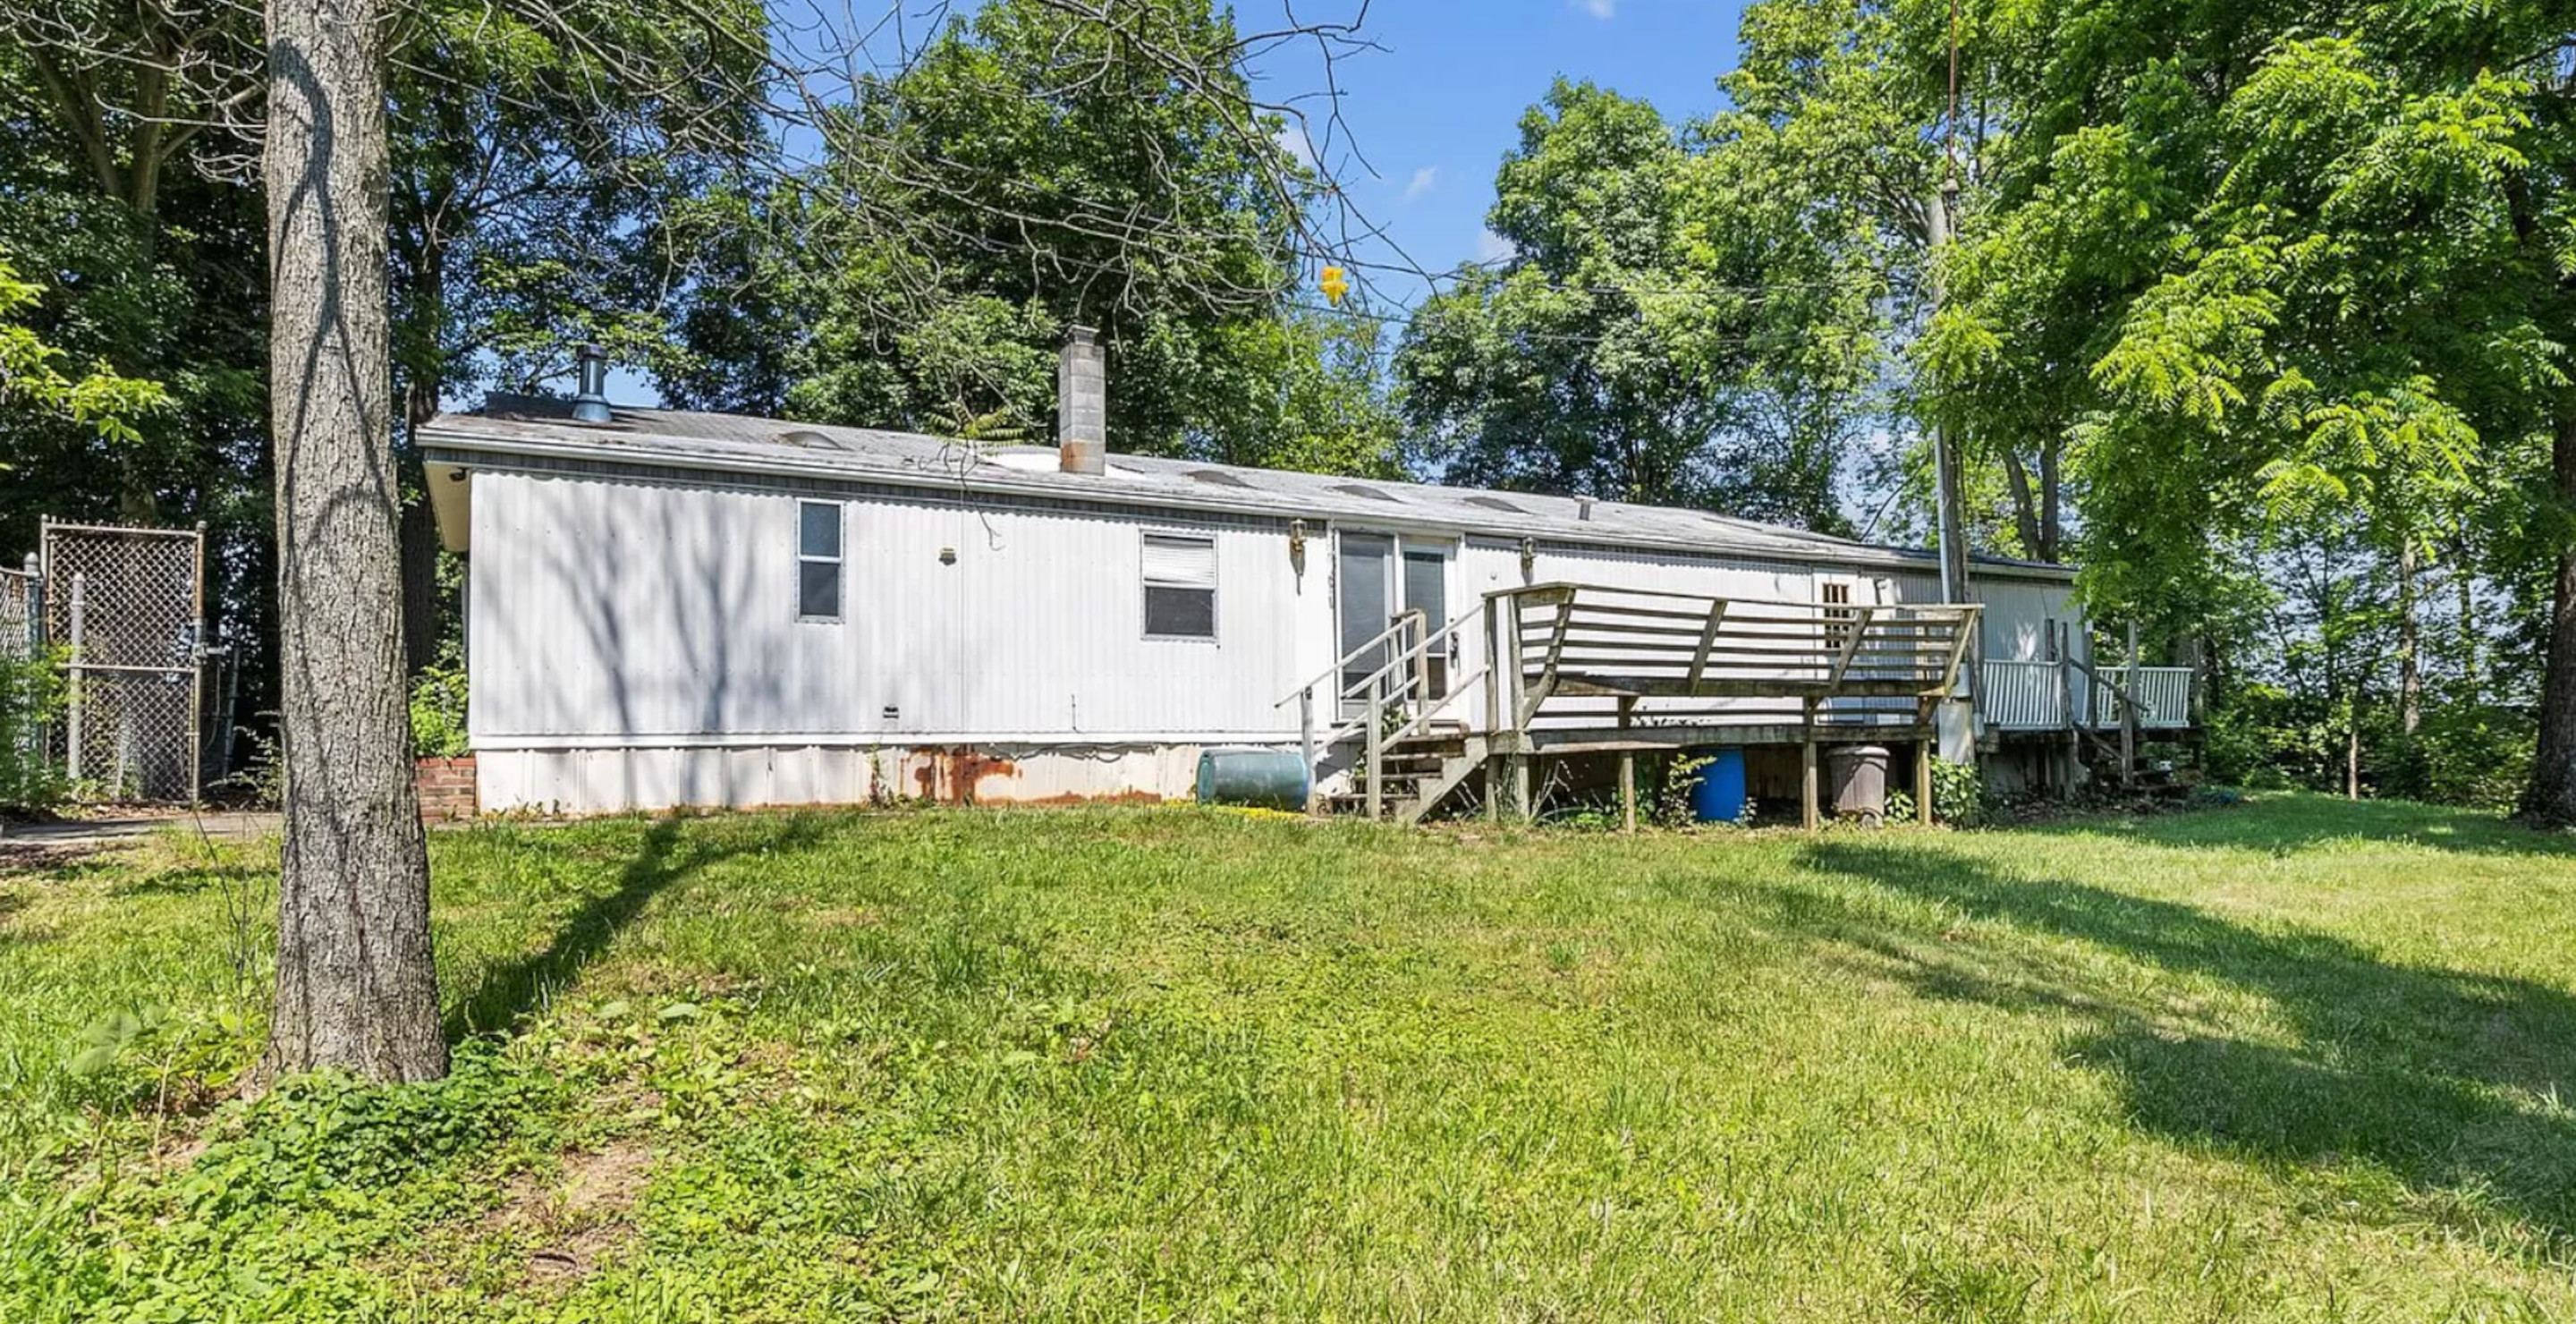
[1617,695,1637,834]
[1801,696,1820,833]
[2123,621,2140,789]
[1916,700,1935,826]
[1513,754,1534,824]
[2056,621,2079,792]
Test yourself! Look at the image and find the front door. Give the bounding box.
[1338,532,1452,710]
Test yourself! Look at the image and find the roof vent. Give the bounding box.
[1331,483,1399,503]
[572,344,613,424]
[1189,469,1252,488]
[1576,496,1595,522]
[1464,495,1525,514]
[777,429,838,449]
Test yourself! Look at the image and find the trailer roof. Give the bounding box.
[419,394,2075,582]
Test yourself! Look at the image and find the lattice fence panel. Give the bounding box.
[41,522,204,802]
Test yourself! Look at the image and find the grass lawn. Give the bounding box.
[5,794,2576,1320]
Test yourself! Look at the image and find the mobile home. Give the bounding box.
[421,335,2188,819]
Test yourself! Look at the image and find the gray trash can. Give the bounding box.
[1828,745,1890,825]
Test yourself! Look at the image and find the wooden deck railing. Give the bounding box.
[1487,583,1981,732]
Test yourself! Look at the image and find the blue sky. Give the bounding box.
[605,1,1753,403]
[1253,0,1749,308]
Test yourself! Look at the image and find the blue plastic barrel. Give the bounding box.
[1688,748,1749,823]
[1195,748,1310,811]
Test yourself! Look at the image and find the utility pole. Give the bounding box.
[1931,0,1971,609]
[1926,180,1970,607]
[1926,0,1978,779]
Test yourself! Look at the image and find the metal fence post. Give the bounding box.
[189,522,206,804]
[64,572,85,785]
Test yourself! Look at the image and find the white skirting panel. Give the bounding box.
[473,743,1232,815]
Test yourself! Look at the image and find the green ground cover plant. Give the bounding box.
[2,796,2572,1320]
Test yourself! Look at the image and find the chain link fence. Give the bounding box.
[40,521,206,802]
[0,566,31,660]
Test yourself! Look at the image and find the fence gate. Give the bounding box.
[40,520,206,802]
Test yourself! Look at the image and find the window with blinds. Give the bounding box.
[1141,532,1217,639]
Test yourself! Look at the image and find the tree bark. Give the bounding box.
[400,374,443,675]
[1999,446,2044,560]
[2453,536,2479,707]
[264,0,446,1082]
[2037,435,2061,564]
[2521,404,2576,827]
[2397,539,2421,735]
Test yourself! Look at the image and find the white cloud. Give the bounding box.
[1577,0,1616,17]
[1474,228,1517,265]
[1403,166,1438,202]
[1274,122,1318,169]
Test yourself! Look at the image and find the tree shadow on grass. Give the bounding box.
[445,812,832,1040]
[2026,792,2576,861]
[1782,838,2576,1245]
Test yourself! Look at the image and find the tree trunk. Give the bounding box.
[401,374,443,675]
[2452,535,2479,707]
[2037,435,2061,564]
[2397,539,2421,735]
[264,0,446,1082]
[1999,446,2044,560]
[2521,405,2576,827]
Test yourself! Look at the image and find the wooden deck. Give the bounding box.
[1278,582,1984,828]
[1479,583,1979,829]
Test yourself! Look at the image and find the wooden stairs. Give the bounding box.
[1322,728,1488,825]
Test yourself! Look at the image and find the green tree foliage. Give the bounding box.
[0,16,275,735]
[1901,1,2573,813]
[0,252,165,453]
[1395,79,1863,530]
[1682,0,2575,810]
[672,0,1398,473]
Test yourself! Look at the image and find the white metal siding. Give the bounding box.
[470,471,1324,748]
[464,466,2087,810]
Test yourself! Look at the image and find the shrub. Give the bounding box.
[408,655,470,759]
[0,646,66,811]
[1931,758,1989,827]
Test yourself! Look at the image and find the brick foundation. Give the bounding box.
[415,755,479,822]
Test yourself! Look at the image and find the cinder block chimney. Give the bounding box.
[1057,325,1106,475]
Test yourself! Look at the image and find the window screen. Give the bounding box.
[1142,533,1216,639]
[798,501,843,619]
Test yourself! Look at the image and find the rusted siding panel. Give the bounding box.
[474,743,1206,814]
